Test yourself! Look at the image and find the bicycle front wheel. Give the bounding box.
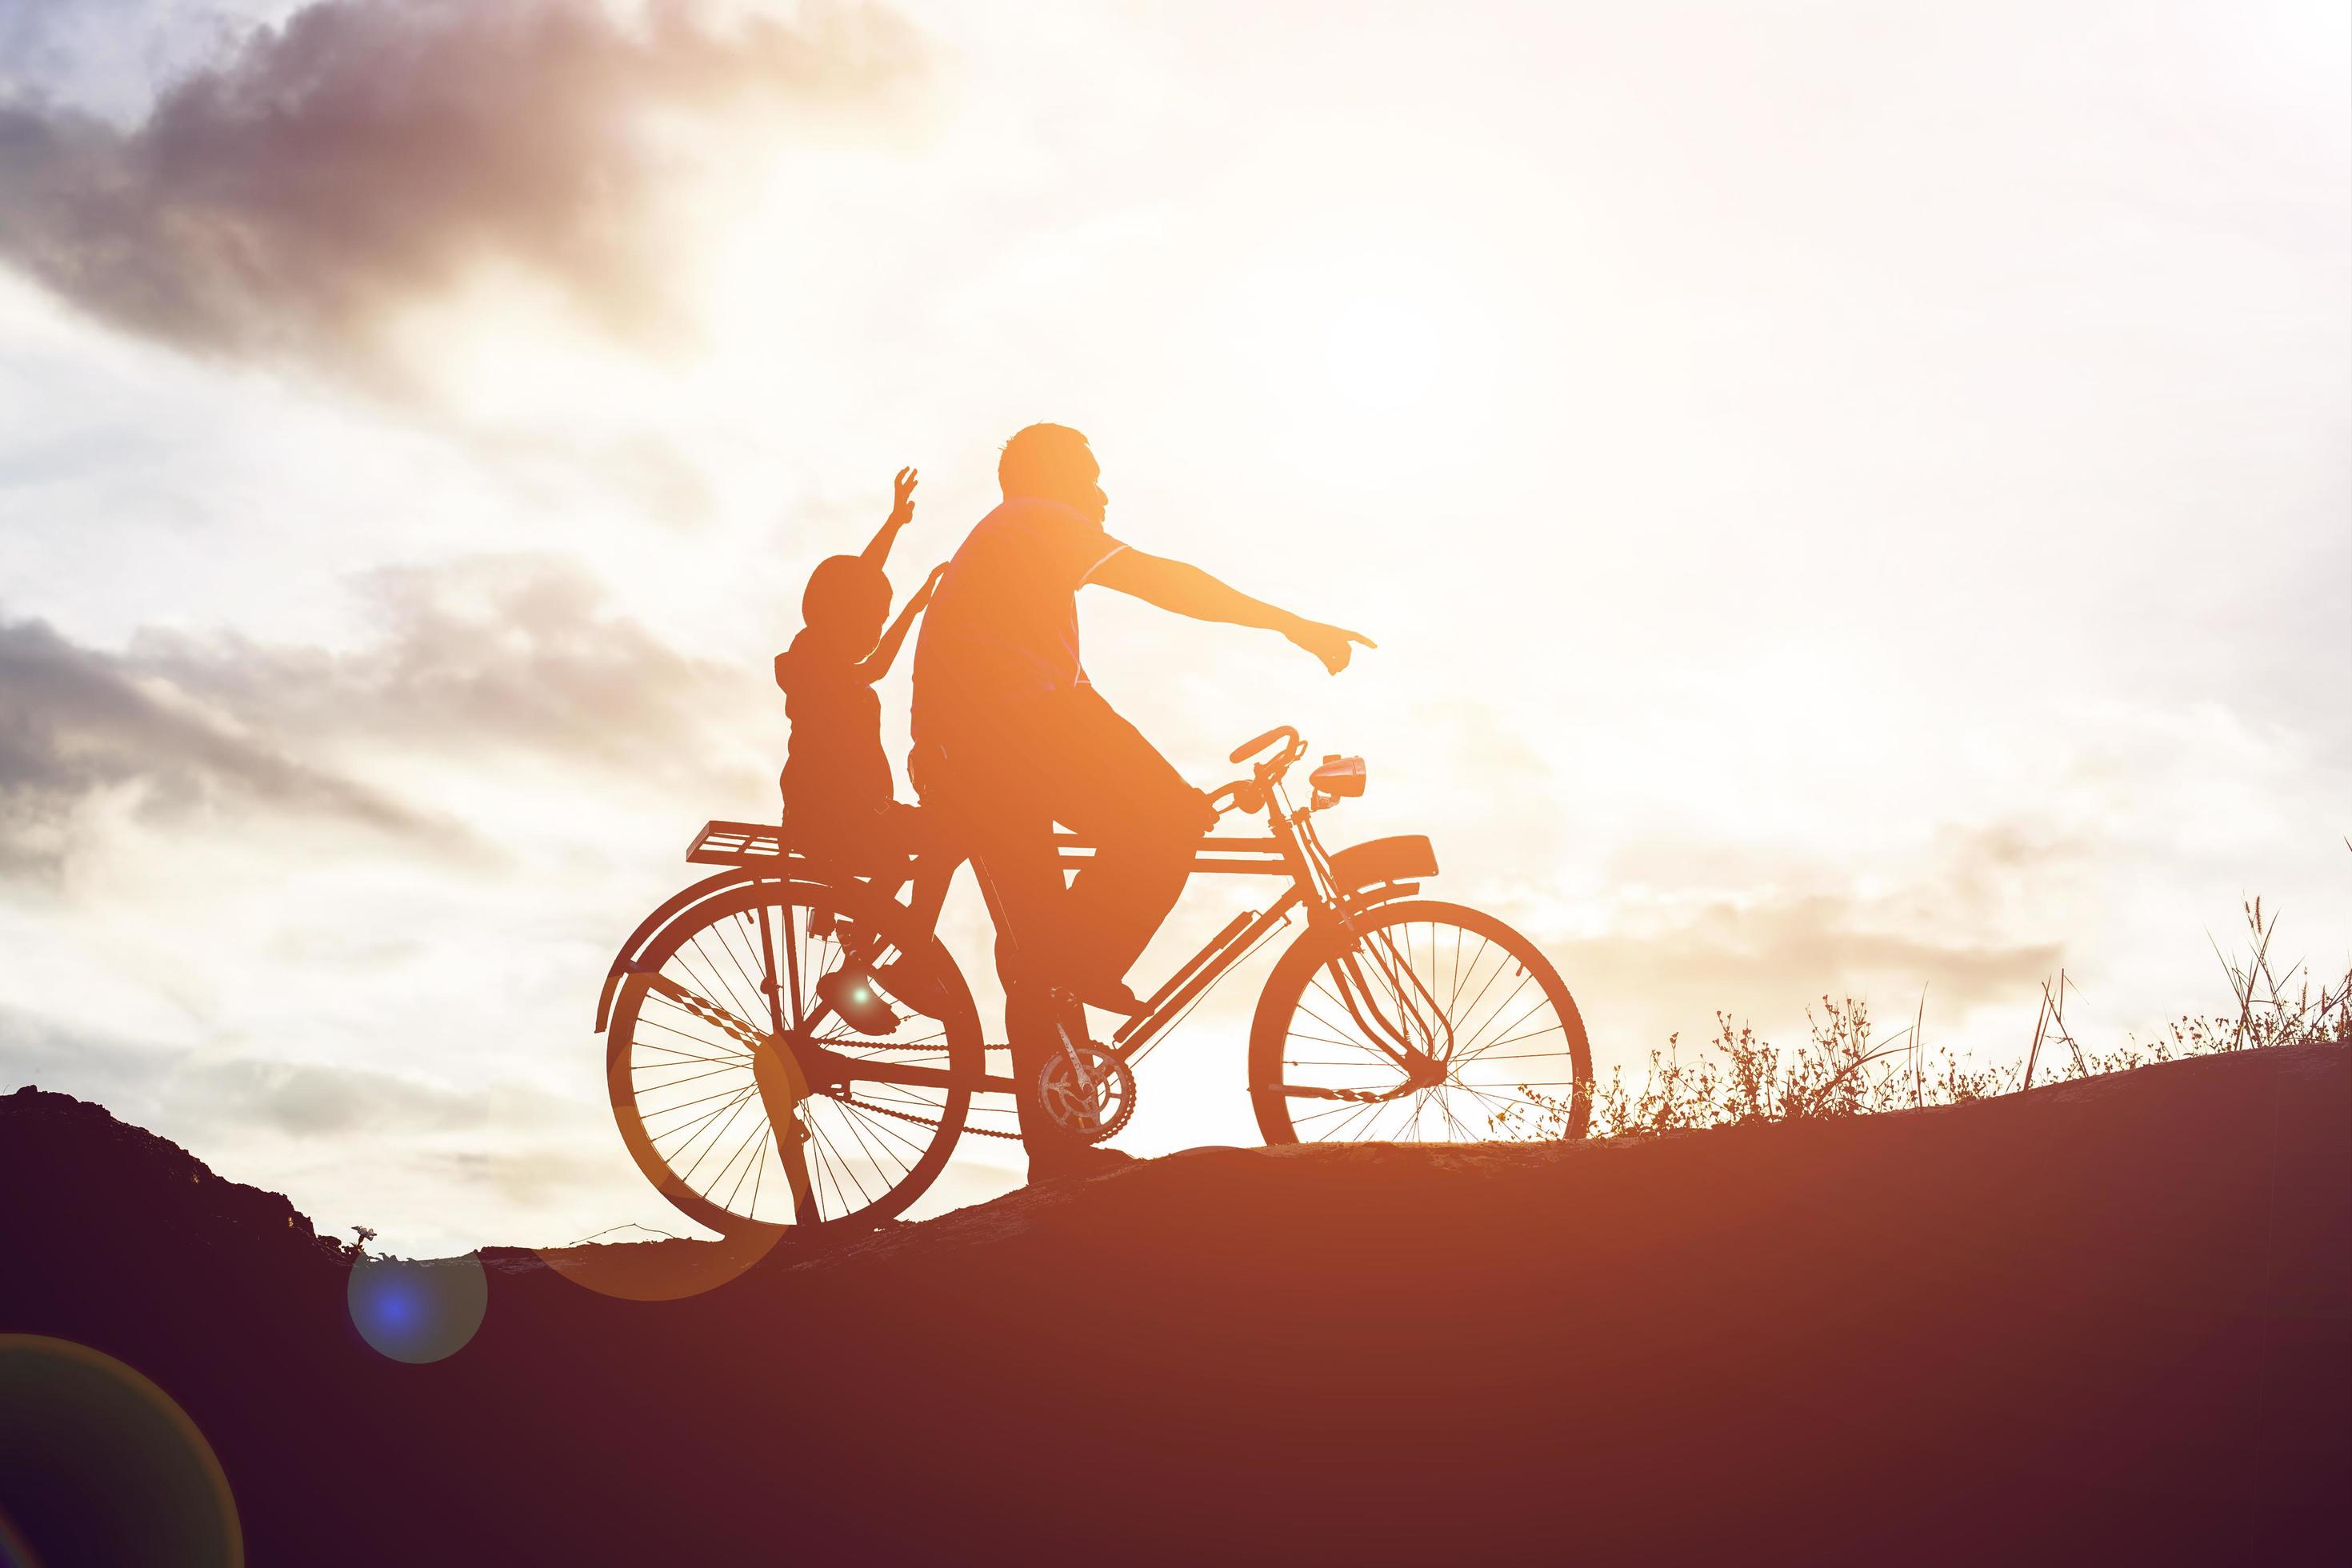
[1249,899,1591,1145]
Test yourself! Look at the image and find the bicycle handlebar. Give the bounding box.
[1204,778,1263,818]
[1210,723,1329,819]
[1229,725,1298,766]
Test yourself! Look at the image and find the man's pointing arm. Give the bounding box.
[1088,547,1375,674]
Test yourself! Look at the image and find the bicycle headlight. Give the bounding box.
[1310,754,1366,799]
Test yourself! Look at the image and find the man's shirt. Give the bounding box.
[910,497,1127,746]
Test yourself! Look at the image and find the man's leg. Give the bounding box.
[1036,688,1214,1006]
[913,733,1073,1162]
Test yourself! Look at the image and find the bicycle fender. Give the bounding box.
[594,867,819,1034]
[1325,834,1438,902]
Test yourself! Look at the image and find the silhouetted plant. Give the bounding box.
[1509,894,2350,1141]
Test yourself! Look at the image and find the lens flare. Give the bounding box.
[534,1225,779,1302]
[0,1336,243,1568]
[346,1254,490,1364]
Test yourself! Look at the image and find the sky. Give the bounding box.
[2,0,2346,1254]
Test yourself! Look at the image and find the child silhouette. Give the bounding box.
[776,467,948,922]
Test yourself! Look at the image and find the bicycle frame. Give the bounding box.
[789,735,1446,1109]
[599,726,1586,1232]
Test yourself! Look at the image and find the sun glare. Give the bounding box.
[1320,291,1453,414]
[1207,242,1506,482]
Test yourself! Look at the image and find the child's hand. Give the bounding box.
[914,562,950,605]
[886,466,918,530]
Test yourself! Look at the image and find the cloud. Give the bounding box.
[0,2,244,120]
[0,0,926,382]
[0,608,444,872]
[0,1001,566,1141]
[1553,893,2064,1026]
[1,554,766,874]
[0,1000,626,1250]
[124,554,762,781]
[1484,817,2088,1060]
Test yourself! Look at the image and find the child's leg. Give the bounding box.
[857,801,922,910]
[867,806,962,1014]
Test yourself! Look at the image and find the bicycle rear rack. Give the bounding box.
[686,818,1298,876]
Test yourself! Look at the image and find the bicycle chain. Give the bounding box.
[822,1087,1026,1141]
[819,1043,1026,1141]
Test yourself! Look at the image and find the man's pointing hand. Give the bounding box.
[1286,619,1376,675]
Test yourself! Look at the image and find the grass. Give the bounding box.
[1513,894,2352,1141]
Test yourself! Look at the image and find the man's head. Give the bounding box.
[801,554,892,657]
[999,423,1107,524]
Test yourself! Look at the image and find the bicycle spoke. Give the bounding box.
[1265,905,1586,1147]
[1454,969,1539,1061]
[642,1079,757,1126]
[611,881,976,1232]
[710,917,770,1021]
[682,936,759,1042]
[629,1026,750,1062]
[650,1082,750,1146]
[716,1113,771,1212]
[679,1090,758,1186]
[809,1114,874,1210]
[829,1099,910,1185]
[647,980,766,1054]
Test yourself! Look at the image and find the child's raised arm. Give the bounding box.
[857,562,949,684]
[858,467,918,568]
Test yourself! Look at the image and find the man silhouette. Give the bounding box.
[908,423,1371,1178]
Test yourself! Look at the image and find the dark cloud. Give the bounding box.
[2,1002,616,1233]
[174,1052,566,1138]
[427,1145,621,1206]
[0,607,444,872]
[0,1002,566,1141]
[124,554,762,782]
[0,0,925,381]
[1,554,765,874]
[0,1002,172,1104]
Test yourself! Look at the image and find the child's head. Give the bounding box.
[800,554,892,656]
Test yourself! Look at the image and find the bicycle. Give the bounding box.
[594,725,1593,1233]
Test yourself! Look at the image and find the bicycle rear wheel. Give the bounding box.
[1249,899,1591,1145]
[606,877,981,1235]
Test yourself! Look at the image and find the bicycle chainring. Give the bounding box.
[1035,1040,1137,1146]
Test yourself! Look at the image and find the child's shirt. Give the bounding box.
[777,629,893,822]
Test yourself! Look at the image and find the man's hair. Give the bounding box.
[998,423,1094,498]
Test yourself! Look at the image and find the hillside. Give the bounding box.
[4,1044,2347,1564]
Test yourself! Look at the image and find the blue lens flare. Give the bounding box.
[347,1254,488,1364]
